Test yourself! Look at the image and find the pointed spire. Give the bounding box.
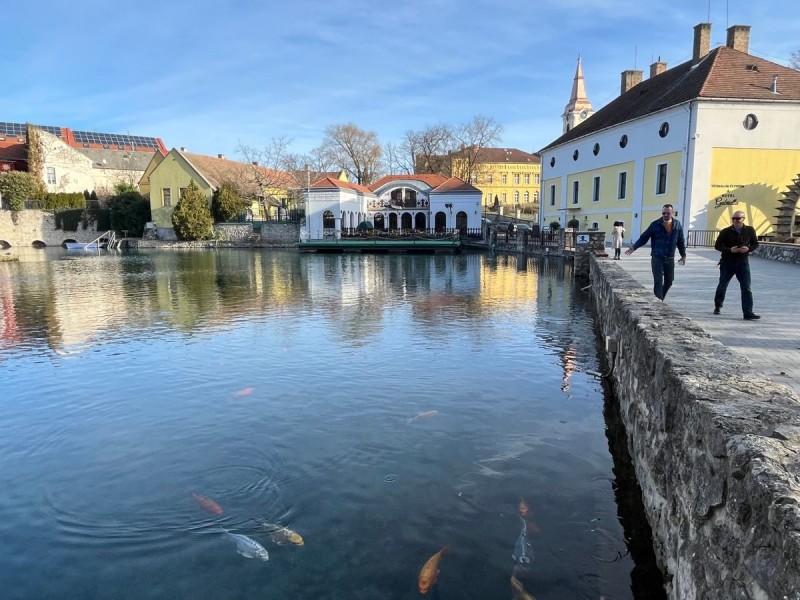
[569,56,589,106]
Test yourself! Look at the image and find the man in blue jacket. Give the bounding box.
[625,204,687,300]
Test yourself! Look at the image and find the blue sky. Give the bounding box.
[2,0,796,160]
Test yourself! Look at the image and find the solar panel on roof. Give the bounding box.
[0,122,62,137]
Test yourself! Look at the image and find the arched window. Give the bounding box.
[524,191,529,202]
[414,213,426,230]
[401,212,413,229]
[374,213,385,230]
[455,211,468,231]
[322,210,335,229]
[434,211,447,231]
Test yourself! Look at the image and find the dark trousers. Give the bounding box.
[650,256,675,300]
[614,247,621,259]
[714,260,753,315]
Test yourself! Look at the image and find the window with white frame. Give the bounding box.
[514,173,520,184]
[46,167,56,185]
[502,192,507,201]
[487,174,493,184]
[534,173,540,185]
[656,163,668,195]
[549,185,555,206]
[592,176,600,202]
[163,188,171,207]
[514,191,520,204]
[533,191,539,202]
[618,172,627,200]
[502,174,507,184]
[524,191,529,202]
[572,180,579,204]
[524,173,530,184]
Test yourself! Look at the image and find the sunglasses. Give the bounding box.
[662,212,672,215]
[731,217,744,221]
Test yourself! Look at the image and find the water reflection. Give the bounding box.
[0,248,663,599]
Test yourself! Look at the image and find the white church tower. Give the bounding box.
[562,56,595,133]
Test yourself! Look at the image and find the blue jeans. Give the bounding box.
[650,256,675,300]
[714,260,753,315]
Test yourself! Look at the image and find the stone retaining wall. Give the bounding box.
[590,256,800,599]
[752,241,800,265]
[0,209,100,247]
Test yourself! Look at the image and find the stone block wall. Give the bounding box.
[0,209,99,247]
[261,222,300,246]
[752,242,800,265]
[590,257,800,600]
[214,223,252,242]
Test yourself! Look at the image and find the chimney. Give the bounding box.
[650,57,667,78]
[217,153,225,159]
[179,146,186,152]
[693,23,711,63]
[726,25,751,54]
[620,69,643,95]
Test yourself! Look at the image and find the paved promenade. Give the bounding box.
[611,247,800,396]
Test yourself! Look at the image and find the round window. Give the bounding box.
[743,114,758,130]
[593,143,600,156]
[659,122,670,138]
[573,149,579,161]
[550,157,556,167]
[619,134,628,148]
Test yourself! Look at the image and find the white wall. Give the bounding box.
[39,131,95,194]
[430,191,482,228]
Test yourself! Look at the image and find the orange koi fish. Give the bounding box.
[418,545,449,594]
[511,574,537,600]
[232,387,254,397]
[191,492,223,515]
[408,410,438,423]
[518,498,530,517]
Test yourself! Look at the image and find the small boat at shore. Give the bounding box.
[65,242,102,250]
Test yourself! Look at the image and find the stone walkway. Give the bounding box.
[611,247,800,396]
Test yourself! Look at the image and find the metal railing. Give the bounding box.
[687,230,719,247]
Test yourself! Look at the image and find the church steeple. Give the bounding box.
[562,56,595,133]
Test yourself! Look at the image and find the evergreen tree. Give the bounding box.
[171,180,213,240]
[0,171,39,211]
[211,181,248,222]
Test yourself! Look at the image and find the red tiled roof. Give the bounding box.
[369,174,449,191]
[542,45,800,151]
[433,177,481,193]
[310,177,374,194]
[470,148,541,163]
[0,140,27,162]
[180,150,299,194]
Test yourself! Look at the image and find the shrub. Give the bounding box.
[109,191,151,237]
[171,180,212,240]
[0,171,40,210]
[567,218,580,229]
[549,220,561,231]
[211,181,248,222]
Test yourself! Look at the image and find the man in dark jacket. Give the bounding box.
[713,210,760,320]
[625,204,687,300]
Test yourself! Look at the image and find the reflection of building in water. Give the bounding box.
[560,344,579,391]
[0,266,20,345]
[478,254,539,307]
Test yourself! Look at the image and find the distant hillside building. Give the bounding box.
[540,23,800,240]
[0,121,167,198]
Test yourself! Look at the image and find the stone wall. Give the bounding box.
[0,209,100,247]
[590,256,800,599]
[752,241,800,265]
[261,222,301,246]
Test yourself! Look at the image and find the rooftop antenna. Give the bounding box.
[634,45,638,69]
[726,0,729,29]
[707,0,711,22]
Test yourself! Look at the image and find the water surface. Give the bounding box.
[0,248,662,599]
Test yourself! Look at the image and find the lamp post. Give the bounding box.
[445,203,453,230]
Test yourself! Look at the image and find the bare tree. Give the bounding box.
[318,123,382,185]
[791,50,800,70]
[405,124,454,175]
[450,115,503,183]
[234,136,301,212]
[383,141,412,175]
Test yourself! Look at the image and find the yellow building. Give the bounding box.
[540,23,800,240]
[455,148,541,219]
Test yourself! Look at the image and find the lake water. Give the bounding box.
[0,248,664,600]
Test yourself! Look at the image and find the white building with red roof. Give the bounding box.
[302,174,482,239]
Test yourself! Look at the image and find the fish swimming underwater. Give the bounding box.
[418,545,449,594]
[510,574,537,600]
[191,492,223,515]
[518,498,530,517]
[408,410,438,423]
[263,523,304,546]
[512,521,533,568]
[232,387,254,398]
[226,532,269,561]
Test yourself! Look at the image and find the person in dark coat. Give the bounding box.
[713,210,760,320]
[625,204,687,300]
